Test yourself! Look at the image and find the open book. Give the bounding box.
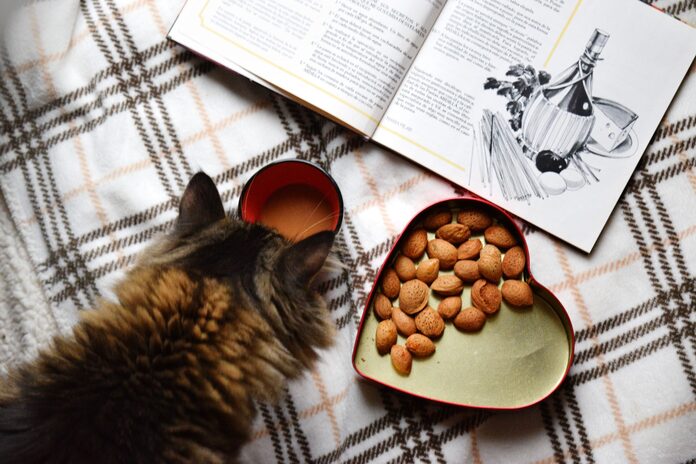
[169,0,696,252]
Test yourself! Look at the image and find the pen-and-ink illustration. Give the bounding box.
[475,29,639,201]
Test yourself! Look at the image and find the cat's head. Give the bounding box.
[143,172,335,366]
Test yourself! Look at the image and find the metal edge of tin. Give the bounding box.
[237,158,344,234]
[351,196,575,410]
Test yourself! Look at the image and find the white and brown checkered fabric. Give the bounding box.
[0,1,695,462]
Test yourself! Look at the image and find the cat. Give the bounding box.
[0,172,336,464]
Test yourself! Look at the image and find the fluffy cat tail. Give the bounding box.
[0,397,59,464]
[0,389,131,464]
[0,365,126,464]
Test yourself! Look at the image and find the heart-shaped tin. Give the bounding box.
[352,198,574,409]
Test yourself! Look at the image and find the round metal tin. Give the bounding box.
[352,198,574,409]
[238,159,344,236]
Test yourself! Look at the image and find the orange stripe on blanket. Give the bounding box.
[549,224,696,293]
[531,402,696,464]
[350,172,432,215]
[249,385,350,442]
[553,242,639,463]
[7,0,148,78]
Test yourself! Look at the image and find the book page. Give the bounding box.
[374,0,696,252]
[169,0,445,135]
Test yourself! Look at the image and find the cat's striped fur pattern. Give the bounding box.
[0,173,335,463]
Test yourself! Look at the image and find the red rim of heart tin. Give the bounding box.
[351,196,575,410]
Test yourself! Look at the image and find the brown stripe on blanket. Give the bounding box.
[395,397,431,462]
[575,278,695,342]
[378,389,418,462]
[0,47,99,309]
[533,401,696,464]
[552,239,639,462]
[81,0,177,197]
[569,332,678,387]
[552,391,583,464]
[627,185,696,395]
[652,114,696,143]
[640,135,696,174]
[540,399,566,464]
[259,402,290,464]
[309,370,341,447]
[662,0,696,16]
[272,400,303,464]
[104,0,193,184]
[312,404,459,464]
[29,2,126,283]
[0,39,177,145]
[0,0,152,81]
[574,313,668,365]
[0,58,214,175]
[0,47,193,151]
[36,129,309,268]
[48,181,368,305]
[409,403,448,463]
[282,386,315,462]
[144,0,231,172]
[550,225,696,293]
[35,127,353,295]
[564,386,595,464]
[272,95,309,157]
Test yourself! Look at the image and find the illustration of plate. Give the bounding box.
[352,198,574,409]
[585,129,638,159]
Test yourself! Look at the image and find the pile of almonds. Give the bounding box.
[373,206,534,375]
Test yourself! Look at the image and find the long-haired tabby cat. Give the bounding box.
[0,172,336,463]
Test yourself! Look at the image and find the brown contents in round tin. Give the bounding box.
[258,184,335,241]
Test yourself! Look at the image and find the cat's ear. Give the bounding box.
[282,231,335,284]
[176,172,225,235]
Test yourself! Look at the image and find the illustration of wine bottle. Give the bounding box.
[522,29,609,159]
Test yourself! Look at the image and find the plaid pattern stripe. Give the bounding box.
[0,0,694,462]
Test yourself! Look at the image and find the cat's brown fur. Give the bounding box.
[0,172,336,463]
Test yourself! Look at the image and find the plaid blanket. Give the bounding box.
[1,1,694,462]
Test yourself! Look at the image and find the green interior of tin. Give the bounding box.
[353,203,572,409]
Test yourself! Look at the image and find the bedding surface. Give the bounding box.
[0,1,695,462]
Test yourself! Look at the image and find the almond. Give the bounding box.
[453,260,481,283]
[394,255,417,281]
[471,279,502,314]
[431,275,464,296]
[423,209,452,230]
[426,239,457,270]
[373,293,393,320]
[480,244,502,261]
[435,223,471,245]
[415,307,445,338]
[457,239,483,260]
[401,228,427,260]
[501,280,534,307]
[502,246,526,279]
[478,255,502,282]
[398,280,430,314]
[405,333,436,357]
[457,208,493,231]
[381,268,401,299]
[391,307,417,336]
[484,225,517,249]
[415,258,439,284]
[390,345,412,375]
[454,307,486,332]
[437,296,462,320]
[375,320,397,355]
